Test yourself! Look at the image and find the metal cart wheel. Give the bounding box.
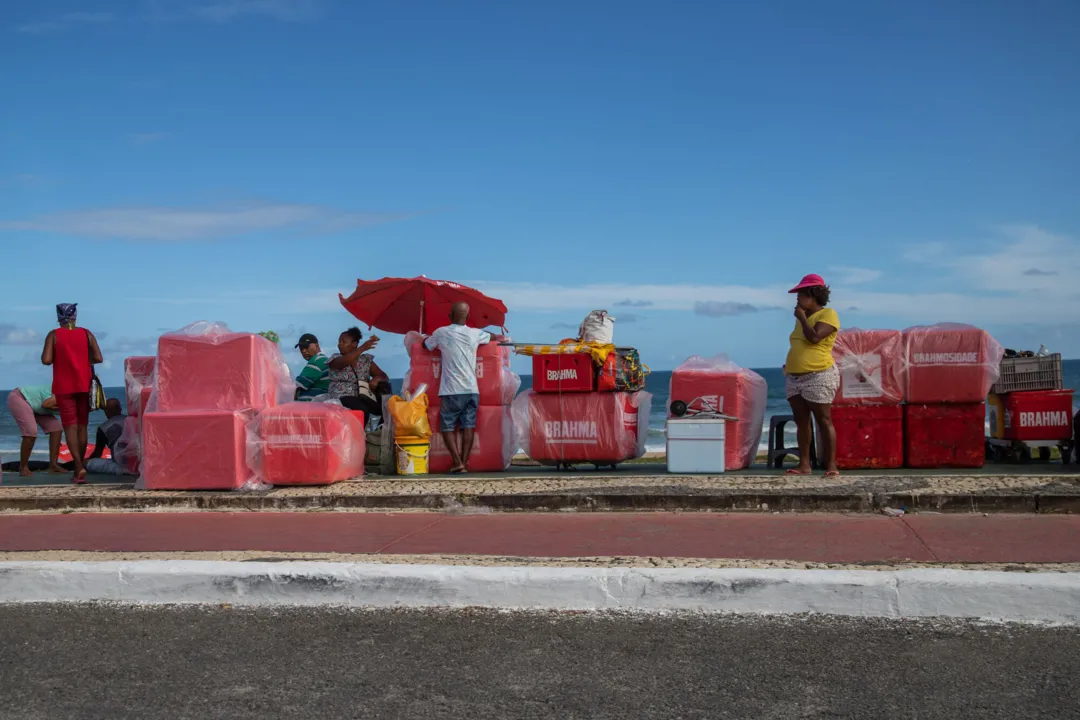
[1038,446,1052,463]
[1019,445,1032,463]
[985,441,1002,463]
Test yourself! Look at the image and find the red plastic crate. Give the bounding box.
[141,410,253,490]
[904,403,986,469]
[668,363,767,471]
[156,333,283,412]
[830,405,903,470]
[425,405,513,473]
[514,390,647,466]
[532,354,595,393]
[989,390,1074,442]
[904,326,1002,404]
[256,403,366,486]
[832,329,904,405]
[124,356,155,417]
[404,336,518,406]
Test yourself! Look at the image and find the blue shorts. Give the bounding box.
[439,393,479,432]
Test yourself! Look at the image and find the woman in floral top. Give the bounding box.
[328,327,391,421]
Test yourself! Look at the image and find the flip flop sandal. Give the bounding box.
[784,468,812,476]
[824,470,841,478]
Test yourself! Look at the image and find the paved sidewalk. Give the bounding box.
[3,512,1080,564]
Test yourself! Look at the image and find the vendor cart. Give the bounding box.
[985,437,1074,464]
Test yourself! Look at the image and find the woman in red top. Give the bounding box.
[41,303,103,482]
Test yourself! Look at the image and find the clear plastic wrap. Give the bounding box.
[151,321,294,413]
[426,406,514,473]
[138,409,255,490]
[903,324,1005,404]
[112,415,143,475]
[512,390,651,466]
[832,329,904,405]
[247,402,366,486]
[123,356,155,418]
[402,332,520,407]
[668,355,767,471]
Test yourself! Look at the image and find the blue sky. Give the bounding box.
[2,0,1079,388]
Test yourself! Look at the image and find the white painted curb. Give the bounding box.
[1,562,1079,624]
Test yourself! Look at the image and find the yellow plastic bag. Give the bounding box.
[388,392,432,439]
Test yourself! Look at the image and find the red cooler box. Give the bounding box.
[668,357,767,471]
[904,326,1003,404]
[156,332,284,412]
[513,390,650,467]
[830,405,903,470]
[532,354,595,393]
[988,390,1074,442]
[141,410,252,490]
[255,403,366,485]
[404,336,518,406]
[124,356,155,417]
[833,329,904,405]
[904,403,986,469]
[426,406,513,473]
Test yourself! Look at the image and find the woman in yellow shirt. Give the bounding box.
[784,274,840,477]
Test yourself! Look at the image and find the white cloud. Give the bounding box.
[16,11,114,33]
[131,132,169,147]
[952,225,1080,298]
[0,324,41,346]
[828,266,882,285]
[193,0,323,23]
[693,302,765,318]
[0,201,415,241]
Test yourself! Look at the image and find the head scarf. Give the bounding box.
[56,303,78,326]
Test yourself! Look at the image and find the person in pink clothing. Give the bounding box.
[41,303,103,483]
[6,384,64,476]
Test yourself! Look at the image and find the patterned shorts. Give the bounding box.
[785,365,840,405]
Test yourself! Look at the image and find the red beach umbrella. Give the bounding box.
[339,276,508,335]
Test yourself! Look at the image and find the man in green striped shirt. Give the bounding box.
[294,333,330,400]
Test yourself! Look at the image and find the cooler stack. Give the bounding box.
[830,329,905,470]
[403,335,520,473]
[138,325,296,490]
[248,403,366,486]
[902,325,1004,468]
[118,356,156,474]
[667,356,768,471]
[987,353,1072,461]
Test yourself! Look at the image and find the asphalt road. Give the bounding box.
[2,605,1079,719]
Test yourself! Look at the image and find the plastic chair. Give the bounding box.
[767,414,818,469]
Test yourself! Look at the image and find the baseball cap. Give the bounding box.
[295,333,319,349]
[788,274,826,293]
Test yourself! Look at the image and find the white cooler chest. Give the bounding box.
[666,418,727,474]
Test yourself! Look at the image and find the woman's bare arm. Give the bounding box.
[87,331,104,364]
[41,331,55,366]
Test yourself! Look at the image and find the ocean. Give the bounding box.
[4,361,1079,460]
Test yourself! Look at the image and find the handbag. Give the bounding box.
[87,330,106,411]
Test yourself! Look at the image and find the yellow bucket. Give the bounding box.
[395,435,430,475]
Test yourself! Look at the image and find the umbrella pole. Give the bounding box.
[419,299,424,334]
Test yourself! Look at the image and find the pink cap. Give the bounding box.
[789,274,826,293]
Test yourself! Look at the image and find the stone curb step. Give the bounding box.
[2,561,1079,625]
[1,491,1079,513]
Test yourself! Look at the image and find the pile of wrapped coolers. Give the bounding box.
[831,323,1004,469]
[511,310,652,469]
[123,322,368,490]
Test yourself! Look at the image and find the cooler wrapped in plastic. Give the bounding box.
[152,322,294,413]
[124,356,155,418]
[903,324,1004,404]
[828,405,903,470]
[667,355,767,471]
[904,403,986,469]
[139,409,254,490]
[402,332,520,407]
[425,406,514,473]
[832,329,904,405]
[248,403,366,486]
[513,390,651,466]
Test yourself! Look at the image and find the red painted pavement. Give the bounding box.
[2,513,1080,563]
